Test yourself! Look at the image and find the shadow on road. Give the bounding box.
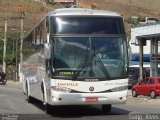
[49,106,130,118]
[30,98,130,118]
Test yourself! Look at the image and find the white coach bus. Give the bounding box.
[22,8,128,113]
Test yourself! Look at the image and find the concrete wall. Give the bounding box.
[130,23,160,54]
[131,23,160,44]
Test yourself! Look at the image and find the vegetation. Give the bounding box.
[127,17,139,26]
[0,33,20,65]
[91,3,99,10]
[0,0,58,74]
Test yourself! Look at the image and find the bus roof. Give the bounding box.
[47,8,122,17]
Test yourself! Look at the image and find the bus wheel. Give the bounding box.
[45,104,53,114]
[26,83,34,103]
[102,104,112,112]
[41,83,45,104]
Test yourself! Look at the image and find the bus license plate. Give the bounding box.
[85,97,98,102]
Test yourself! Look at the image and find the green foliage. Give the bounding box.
[0,35,3,63]
[6,65,15,80]
[91,3,99,10]
[0,33,20,65]
[6,51,14,65]
[7,33,20,65]
[127,17,139,26]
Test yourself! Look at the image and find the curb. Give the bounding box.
[4,80,23,89]
[127,97,160,105]
[127,90,160,105]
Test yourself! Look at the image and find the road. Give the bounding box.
[0,83,160,120]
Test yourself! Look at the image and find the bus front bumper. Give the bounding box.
[48,90,127,106]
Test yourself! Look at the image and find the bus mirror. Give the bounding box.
[44,43,51,59]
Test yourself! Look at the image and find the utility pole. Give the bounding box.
[11,28,19,81]
[10,16,24,82]
[2,14,24,82]
[15,38,18,81]
[20,17,23,69]
[3,17,7,73]
[20,16,24,80]
[12,37,18,81]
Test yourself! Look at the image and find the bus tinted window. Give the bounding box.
[50,16,124,34]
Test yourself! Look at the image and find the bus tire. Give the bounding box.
[45,104,53,114]
[41,82,45,103]
[26,82,34,103]
[102,104,112,112]
[27,95,35,103]
[26,86,31,103]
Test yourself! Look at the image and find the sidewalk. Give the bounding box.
[127,90,160,105]
[4,80,23,90]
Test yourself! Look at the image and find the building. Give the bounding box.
[130,17,160,79]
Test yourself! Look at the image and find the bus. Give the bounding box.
[22,8,128,113]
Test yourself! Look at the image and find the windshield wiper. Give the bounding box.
[72,37,111,80]
[90,45,111,80]
[94,54,111,80]
[72,48,89,80]
[72,37,95,80]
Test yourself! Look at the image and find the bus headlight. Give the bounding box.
[52,86,71,93]
[111,86,128,92]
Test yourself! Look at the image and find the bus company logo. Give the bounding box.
[57,82,79,86]
[89,86,94,92]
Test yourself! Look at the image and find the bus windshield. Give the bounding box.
[51,37,128,80]
[50,16,124,34]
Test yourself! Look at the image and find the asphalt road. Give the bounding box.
[0,84,160,120]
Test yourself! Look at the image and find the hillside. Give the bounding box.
[0,0,56,35]
[79,0,160,18]
[78,0,160,36]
